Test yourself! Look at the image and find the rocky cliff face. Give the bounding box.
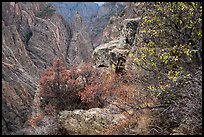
[2,2,72,134]
[27,13,71,68]
[51,2,99,27]
[52,2,127,48]
[91,3,146,73]
[102,2,145,43]
[67,12,93,65]
[89,2,127,48]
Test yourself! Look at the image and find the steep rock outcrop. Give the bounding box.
[27,13,71,68]
[89,2,127,48]
[102,2,145,43]
[92,17,140,72]
[67,12,93,65]
[104,3,145,71]
[92,40,129,68]
[2,2,72,134]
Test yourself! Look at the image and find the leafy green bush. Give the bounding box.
[130,2,202,101]
[127,2,202,135]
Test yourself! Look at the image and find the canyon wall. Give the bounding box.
[2,2,72,134]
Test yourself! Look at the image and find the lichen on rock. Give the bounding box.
[58,108,127,135]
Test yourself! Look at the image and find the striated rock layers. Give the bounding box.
[2,2,72,134]
[27,13,71,68]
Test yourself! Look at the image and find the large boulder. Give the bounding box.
[58,108,127,135]
[92,17,140,72]
[92,40,129,69]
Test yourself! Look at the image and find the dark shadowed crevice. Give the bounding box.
[25,31,33,47]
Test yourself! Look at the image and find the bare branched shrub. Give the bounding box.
[149,67,202,135]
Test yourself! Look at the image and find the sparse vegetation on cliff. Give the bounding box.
[2,2,202,135]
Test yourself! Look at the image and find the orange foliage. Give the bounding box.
[32,58,146,124]
[28,114,44,128]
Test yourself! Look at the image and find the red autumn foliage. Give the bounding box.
[38,59,83,112]
[28,58,134,130]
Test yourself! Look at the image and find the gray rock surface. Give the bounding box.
[102,2,145,43]
[89,2,127,48]
[2,2,72,134]
[51,2,99,26]
[92,17,140,71]
[58,108,127,135]
[66,12,93,65]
